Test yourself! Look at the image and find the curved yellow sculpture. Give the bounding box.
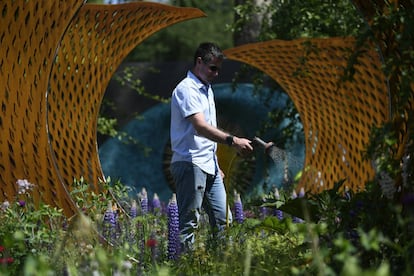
[224,37,389,193]
[224,0,413,194]
[0,1,205,216]
[0,0,86,215]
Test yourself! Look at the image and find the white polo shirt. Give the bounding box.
[170,70,217,175]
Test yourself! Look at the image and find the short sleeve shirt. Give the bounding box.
[170,71,217,175]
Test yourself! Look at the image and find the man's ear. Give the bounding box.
[196,56,203,65]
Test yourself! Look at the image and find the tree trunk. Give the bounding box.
[233,0,269,46]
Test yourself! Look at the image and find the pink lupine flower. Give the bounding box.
[146,233,159,263]
[0,246,13,265]
[0,257,14,264]
[146,238,157,248]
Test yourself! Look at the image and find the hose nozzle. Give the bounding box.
[253,136,274,153]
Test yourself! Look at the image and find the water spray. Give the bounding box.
[253,136,304,186]
[225,136,304,227]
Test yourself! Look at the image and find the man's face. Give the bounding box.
[196,56,222,84]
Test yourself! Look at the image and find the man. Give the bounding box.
[170,42,253,250]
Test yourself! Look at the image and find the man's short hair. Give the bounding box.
[193,42,224,65]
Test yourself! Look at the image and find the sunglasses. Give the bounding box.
[208,65,220,72]
[200,57,220,72]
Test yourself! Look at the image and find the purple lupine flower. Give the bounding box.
[103,202,117,243]
[260,206,269,219]
[167,193,180,260]
[234,192,244,223]
[273,188,283,220]
[298,187,305,198]
[139,188,148,215]
[18,200,26,207]
[292,190,304,223]
[260,197,269,219]
[130,200,137,218]
[152,193,161,214]
[112,203,120,234]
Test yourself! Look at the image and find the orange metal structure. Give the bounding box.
[224,37,389,193]
[0,1,205,216]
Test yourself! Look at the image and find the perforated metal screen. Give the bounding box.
[0,1,205,216]
[224,37,389,193]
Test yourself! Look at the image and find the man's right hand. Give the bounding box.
[233,137,253,157]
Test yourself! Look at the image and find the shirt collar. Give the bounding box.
[187,70,210,91]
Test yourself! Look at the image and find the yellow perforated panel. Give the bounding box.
[0,1,205,216]
[224,37,389,193]
[48,3,205,202]
[0,0,85,215]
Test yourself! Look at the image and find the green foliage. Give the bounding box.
[363,2,414,195]
[98,66,161,156]
[0,182,66,275]
[112,66,170,104]
[97,117,120,138]
[231,0,364,41]
[97,107,134,144]
[251,178,414,275]
[270,0,363,39]
[127,0,234,62]
[3,176,414,275]
[172,216,308,275]
[0,178,172,275]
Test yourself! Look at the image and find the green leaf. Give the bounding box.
[278,198,319,222]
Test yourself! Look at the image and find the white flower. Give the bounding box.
[122,260,133,270]
[1,200,10,210]
[16,179,35,194]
